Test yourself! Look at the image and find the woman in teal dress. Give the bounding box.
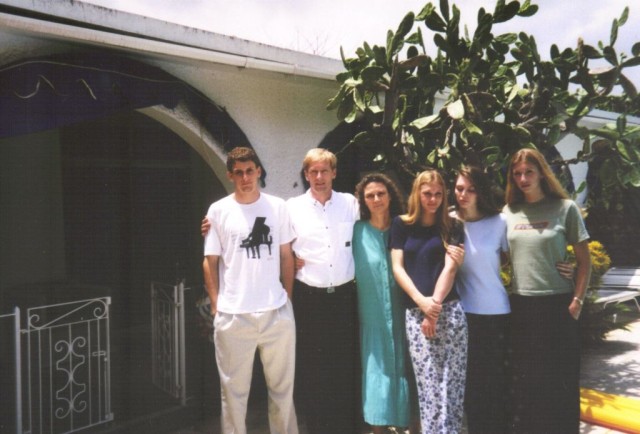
[353,173,415,434]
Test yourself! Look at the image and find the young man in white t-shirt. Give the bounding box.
[204,147,298,434]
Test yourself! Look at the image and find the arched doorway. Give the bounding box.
[0,53,253,431]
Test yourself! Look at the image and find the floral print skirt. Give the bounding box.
[406,302,468,434]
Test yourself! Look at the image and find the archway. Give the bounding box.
[0,52,252,430]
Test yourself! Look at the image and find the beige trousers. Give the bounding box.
[214,300,298,434]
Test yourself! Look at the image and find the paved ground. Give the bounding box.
[172,308,640,434]
[579,313,640,434]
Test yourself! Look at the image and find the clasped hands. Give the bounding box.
[418,244,464,339]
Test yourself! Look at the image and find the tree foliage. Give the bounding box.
[327,0,640,202]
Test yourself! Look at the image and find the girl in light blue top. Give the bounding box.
[452,165,510,434]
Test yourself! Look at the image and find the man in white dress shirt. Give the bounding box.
[286,148,360,434]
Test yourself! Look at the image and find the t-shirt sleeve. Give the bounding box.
[279,200,294,245]
[389,216,407,250]
[499,213,509,253]
[203,204,221,256]
[565,200,590,245]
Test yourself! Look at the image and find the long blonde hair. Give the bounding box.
[401,170,453,239]
[505,148,569,205]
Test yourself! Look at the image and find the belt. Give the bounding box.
[295,279,355,294]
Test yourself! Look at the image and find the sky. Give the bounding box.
[81,0,640,81]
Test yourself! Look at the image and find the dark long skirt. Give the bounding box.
[465,312,510,434]
[508,293,580,434]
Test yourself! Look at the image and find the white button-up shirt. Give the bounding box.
[287,189,359,288]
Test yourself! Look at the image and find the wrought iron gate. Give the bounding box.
[22,297,113,434]
[150,281,187,406]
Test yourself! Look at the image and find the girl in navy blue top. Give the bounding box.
[390,169,466,434]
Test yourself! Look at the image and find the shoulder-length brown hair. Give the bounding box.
[505,148,569,205]
[456,165,499,217]
[355,173,405,220]
[401,170,453,240]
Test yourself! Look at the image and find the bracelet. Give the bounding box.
[573,296,584,306]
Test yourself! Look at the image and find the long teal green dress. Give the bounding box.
[353,220,410,427]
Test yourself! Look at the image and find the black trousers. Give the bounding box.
[465,312,510,434]
[508,293,580,434]
[293,280,361,434]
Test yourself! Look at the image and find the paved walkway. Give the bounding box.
[579,315,640,434]
[173,312,640,434]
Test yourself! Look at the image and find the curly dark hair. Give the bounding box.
[355,173,405,220]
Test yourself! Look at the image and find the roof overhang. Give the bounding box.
[0,0,343,80]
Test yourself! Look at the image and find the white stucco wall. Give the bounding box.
[149,60,341,198]
[0,1,343,199]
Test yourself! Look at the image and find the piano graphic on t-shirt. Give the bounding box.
[240,217,273,259]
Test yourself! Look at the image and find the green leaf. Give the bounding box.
[507,84,520,103]
[518,0,538,17]
[416,3,436,21]
[386,30,394,62]
[447,99,465,119]
[592,127,620,141]
[406,31,423,45]
[582,45,602,59]
[373,45,387,67]
[354,89,366,111]
[494,33,518,45]
[481,146,501,165]
[632,43,640,57]
[440,0,450,22]
[344,106,358,123]
[622,57,640,68]
[434,33,449,52]
[396,11,415,40]
[349,131,373,147]
[389,12,415,60]
[424,8,447,32]
[340,46,348,69]
[326,84,348,111]
[494,1,520,23]
[361,65,386,82]
[624,167,640,187]
[461,119,483,135]
[410,114,440,130]
[617,116,627,135]
[603,46,618,66]
[610,19,619,47]
[336,71,351,83]
[337,91,355,120]
[427,148,437,163]
[615,140,632,160]
[619,7,629,26]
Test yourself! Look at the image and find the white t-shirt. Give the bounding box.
[455,212,511,315]
[286,190,359,288]
[204,193,293,314]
